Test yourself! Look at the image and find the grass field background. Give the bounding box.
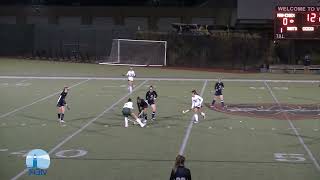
[0,58,320,180]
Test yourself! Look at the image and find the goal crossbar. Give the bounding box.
[101,38,167,66]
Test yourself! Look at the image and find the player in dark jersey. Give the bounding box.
[137,96,148,123]
[57,87,69,123]
[146,85,158,120]
[211,78,225,107]
[170,155,191,180]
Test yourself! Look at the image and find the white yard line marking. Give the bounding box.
[264,81,320,172]
[0,79,90,119]
[15,79,28,84]
[0,76,319,83]
[11,80,148,180]
[178,80,207,155]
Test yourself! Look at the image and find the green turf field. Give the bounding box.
[0,58,320,180]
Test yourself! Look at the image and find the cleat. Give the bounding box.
[201,113,206,119]
[193,120,199,124]
[141,123,146,128]
[59,120,65,123]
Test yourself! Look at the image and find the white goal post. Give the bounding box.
[100,39,167,66]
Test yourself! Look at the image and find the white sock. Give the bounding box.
[201,112,205,116]
[125,117,128,127]
[194,114,199,122]
[129,86,133,93]
[136,118,145,127]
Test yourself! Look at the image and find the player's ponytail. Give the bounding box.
[173,155,185,173]
[191,90,198,95]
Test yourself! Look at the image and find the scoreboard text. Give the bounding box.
[274,6,320,39]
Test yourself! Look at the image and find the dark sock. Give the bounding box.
[152,112,156,119]
[221,101,224,107]
[61,114,65,120]
[143,113,147,121]
[58,113,61,119]
[211,100,216,105]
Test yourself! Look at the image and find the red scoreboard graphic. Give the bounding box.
[274,6,320,39]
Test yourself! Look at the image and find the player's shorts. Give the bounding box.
[128,77,134,82]
[57,101,65,107]
[142,104,148,109]
[147,100,155,105]
[215,91,223,96]
[122,108,131,117]
[193,104,202,109]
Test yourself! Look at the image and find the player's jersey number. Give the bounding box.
[175,178,186,180]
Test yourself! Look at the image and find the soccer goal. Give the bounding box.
[100,39,167,66]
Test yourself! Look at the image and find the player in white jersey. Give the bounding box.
[126,67,136,93]
[122,98,145,128]
[191,90,205,123]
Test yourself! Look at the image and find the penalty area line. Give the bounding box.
[179,80,208,155]
[10,80,148,180]
[264,81,320,172]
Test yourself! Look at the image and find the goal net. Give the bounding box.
[100,39,167,66]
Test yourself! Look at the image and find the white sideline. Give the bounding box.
[0,79,90,119]
[179,80,208,155]
[11,80,148,180]
[0,76,319,83]
[264,81,320,172]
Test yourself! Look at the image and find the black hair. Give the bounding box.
[191,90,198,95]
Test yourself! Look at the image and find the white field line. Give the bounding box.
[0,76,319,83]
[179,80,208,155]
[11,80,148,180]
[264,81,320,172]
[0,79,90,119]
[15,79,29,83]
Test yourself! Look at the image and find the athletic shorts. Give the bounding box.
[193,105,202,109]
[215,91,223,96]
[128,77,134,81]
[57,101,65,107]
[141,103,148,109]
[148,100,155,105]
[122,108,131,117]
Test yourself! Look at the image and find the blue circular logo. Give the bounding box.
[26,149,50,169]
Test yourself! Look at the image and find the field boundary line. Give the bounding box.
[264,81,320,172]
[179,80,208,155]
[0,79,90,119]
[11,80,148,180]
[0,76,319,83]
